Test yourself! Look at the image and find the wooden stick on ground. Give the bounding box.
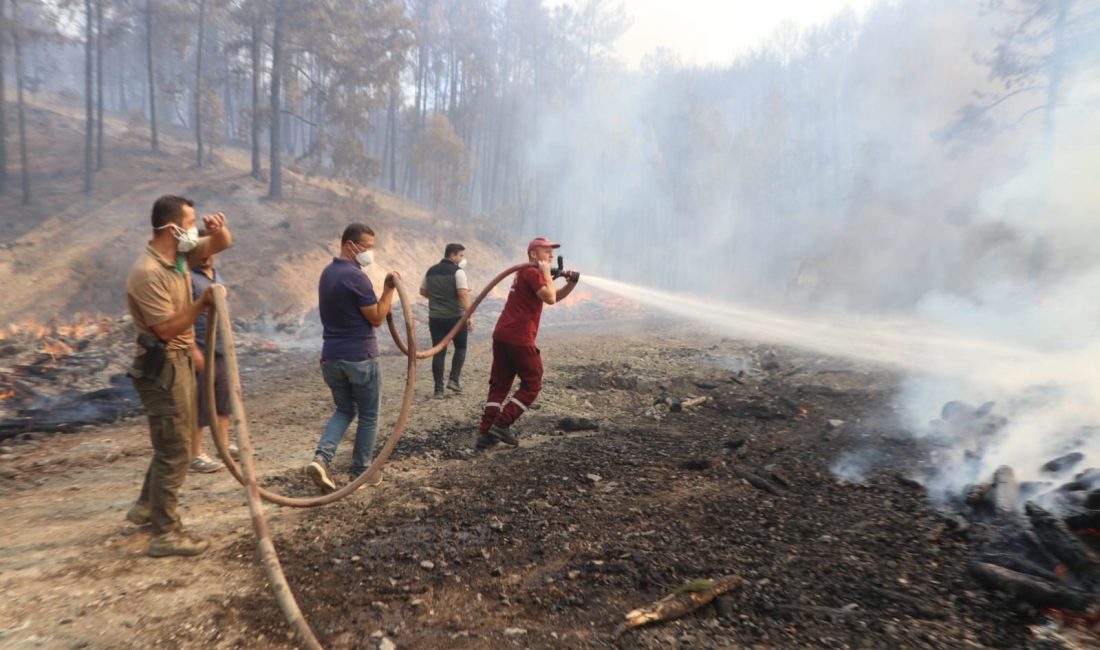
[614,576,742,636]
[670,396,709,413]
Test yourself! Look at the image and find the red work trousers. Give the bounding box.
[480,339,543,433]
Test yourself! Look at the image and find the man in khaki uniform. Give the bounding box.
[124,194,232,557]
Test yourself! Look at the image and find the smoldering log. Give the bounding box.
[1076,468,1100,489]
[978,553,1061,583]
[965,482,991,511]
[990,465,1019,515]
[1018,530,1062,571]
[968,562,1092,610]
[1025,502,1100,587]
[1064,510,1100,531]
[1042,452,1085,474]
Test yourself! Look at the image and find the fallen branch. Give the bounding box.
[868,586,948,619]
[615,575,742,636]
[670,396,708,413]
[773,604,859,620]
[730,465,782,494]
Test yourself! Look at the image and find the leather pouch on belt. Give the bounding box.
[133,333,167,380]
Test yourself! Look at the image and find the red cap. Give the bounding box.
[527,236,561,252]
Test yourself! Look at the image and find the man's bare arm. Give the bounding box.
[459,288,473,331]
[150,286,217,342]
[358,273,400,327]
[556,279,579,302]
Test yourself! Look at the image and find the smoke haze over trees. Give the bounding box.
[0,0,1098,317]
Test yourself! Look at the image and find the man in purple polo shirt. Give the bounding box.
[306,223,398,493]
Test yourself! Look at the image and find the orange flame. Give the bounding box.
[0,388,14,401]
[41,339,75,358]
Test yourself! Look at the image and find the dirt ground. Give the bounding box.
[0,317,1057,650]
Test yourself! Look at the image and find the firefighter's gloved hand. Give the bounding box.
[565,270,580,284]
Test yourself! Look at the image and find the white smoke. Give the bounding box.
[537,0,1100,500]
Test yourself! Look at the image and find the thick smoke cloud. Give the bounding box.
[527,0,1100,497]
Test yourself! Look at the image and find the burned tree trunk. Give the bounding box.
[249,7,262,178]
[194,0,206,167]
[83,0,94,193]
[145,0,158,152]
[0,0,7,194]
[12,0,30,203]
[95,0,103,171]
[267,0,284,199]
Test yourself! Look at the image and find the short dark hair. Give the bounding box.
[444,243,465,257]
[150,195,194,229]
[341,223,375,245]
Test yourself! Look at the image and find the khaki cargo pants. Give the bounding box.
[130,350,197,535]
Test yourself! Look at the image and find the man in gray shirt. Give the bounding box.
[420,243,472,399]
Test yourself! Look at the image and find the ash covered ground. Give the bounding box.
[0,319,1070,649]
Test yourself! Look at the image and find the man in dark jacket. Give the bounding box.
[420,243,472,399]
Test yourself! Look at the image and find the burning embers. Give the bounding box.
[917,396,1100,634]
[0,315,142,439]
[949,460,1100,634]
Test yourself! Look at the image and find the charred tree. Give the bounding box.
[84,0,94,193]
[145,0,158,152]
[267,0,283,199]
[95,0,104,171]
[0,0,7,194]
[194,0,206,167]
[12,0,29,203]
[249,4,262,178]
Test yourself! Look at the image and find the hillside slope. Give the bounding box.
[0,97,515,324]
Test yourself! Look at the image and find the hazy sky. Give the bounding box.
[607,0,879,67]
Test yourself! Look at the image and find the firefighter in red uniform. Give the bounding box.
[477,237,580,450]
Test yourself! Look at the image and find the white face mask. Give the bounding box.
[158,223,200,252]
[457,258,467,269]
[355,248,374,267]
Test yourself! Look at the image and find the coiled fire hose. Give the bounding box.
[203,263,532,648]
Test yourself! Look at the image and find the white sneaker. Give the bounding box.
[190,454,224,473]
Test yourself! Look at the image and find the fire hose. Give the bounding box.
[203,263,533,649]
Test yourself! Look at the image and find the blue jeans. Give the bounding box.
[314,358,382,477]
